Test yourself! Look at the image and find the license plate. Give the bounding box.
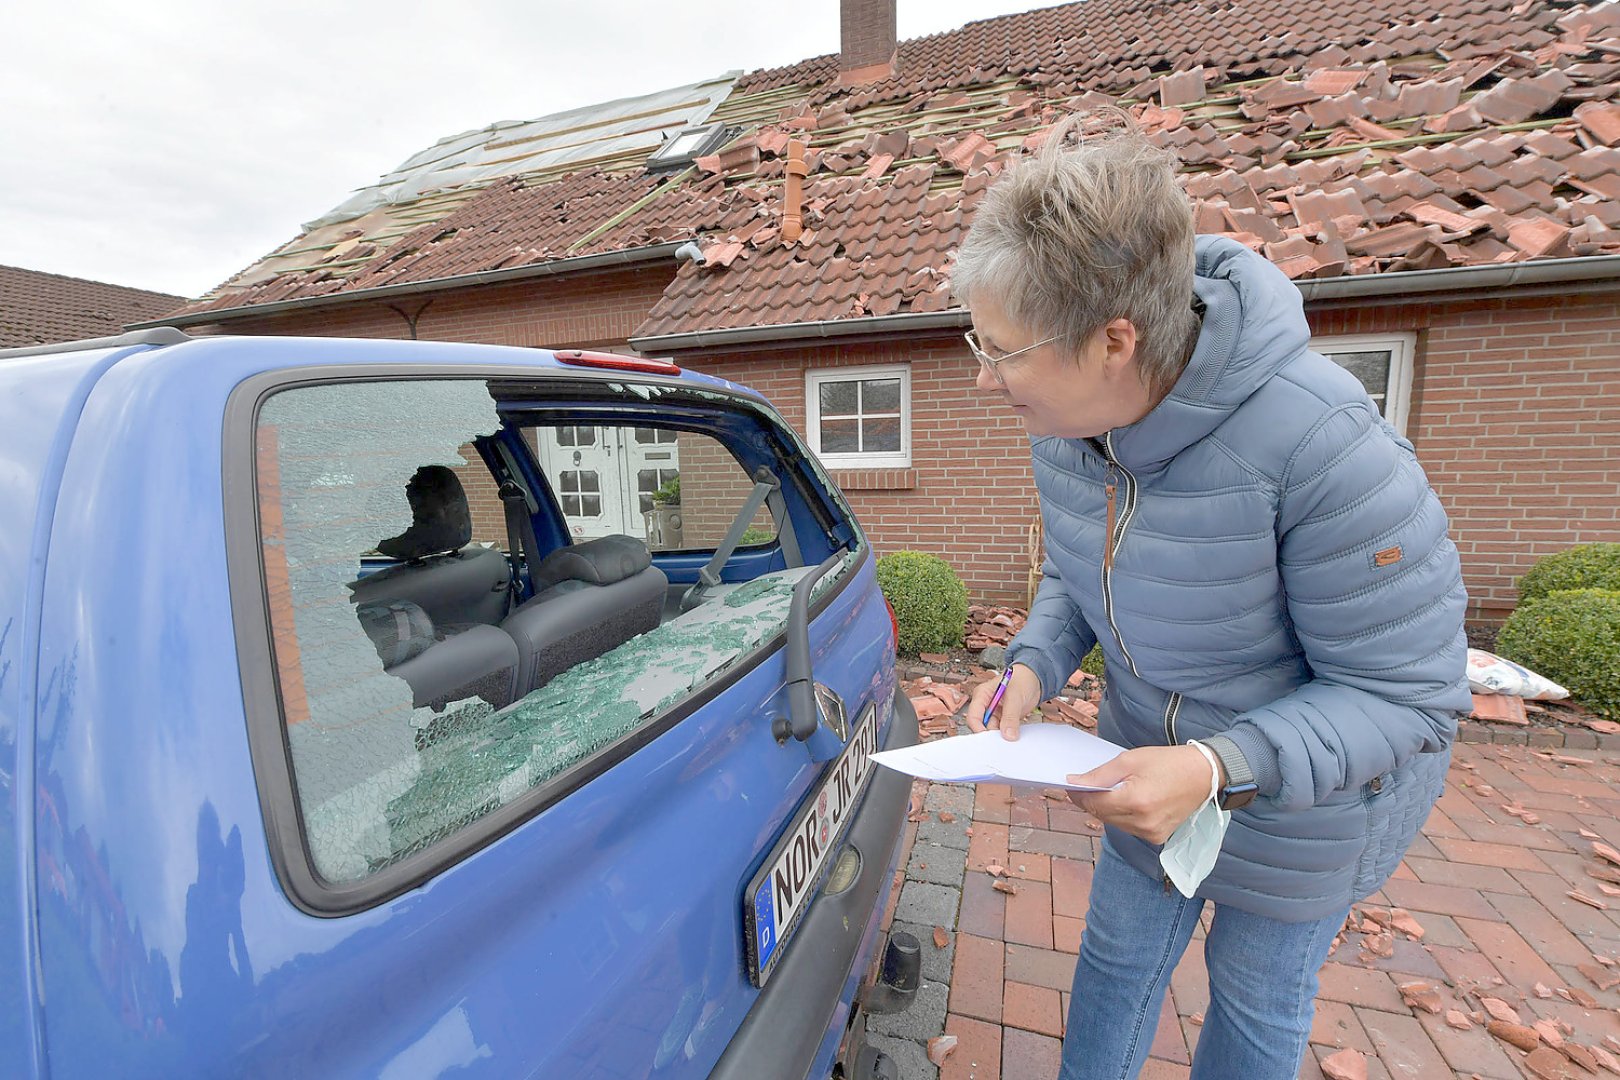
[744,703,879,986]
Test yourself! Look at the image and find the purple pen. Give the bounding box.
[983,665,1015,729]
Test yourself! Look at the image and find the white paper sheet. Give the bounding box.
[871,723,1125,790]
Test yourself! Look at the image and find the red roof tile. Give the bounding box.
[1,265,184,348]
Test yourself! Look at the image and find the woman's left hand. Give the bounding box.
[1067,745,1219,844]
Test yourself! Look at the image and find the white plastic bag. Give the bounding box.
[1466,648,1569,700]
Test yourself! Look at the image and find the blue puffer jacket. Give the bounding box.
[1006,236,1472,921]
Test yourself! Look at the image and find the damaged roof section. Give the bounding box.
[180,75,740,306]
[160,0,1620,341]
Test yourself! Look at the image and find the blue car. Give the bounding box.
[0,330,919,1078]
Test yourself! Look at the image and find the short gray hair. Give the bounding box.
[952,111,1200,394]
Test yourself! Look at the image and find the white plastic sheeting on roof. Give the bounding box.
[305,73,740,231]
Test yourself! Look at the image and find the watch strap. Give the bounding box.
[1201,735,1258,809]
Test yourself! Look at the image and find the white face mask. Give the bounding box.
[1158,739,1231,898]
[1159,797,1230,898]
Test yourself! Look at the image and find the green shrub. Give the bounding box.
[1497,588,1620,722]
[1518,542,1620,603]
[875,551,969,655]
[1080,644,1106,679]
[651,476,681,505]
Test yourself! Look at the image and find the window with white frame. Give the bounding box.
[1311,332,1417,436]
[805,364,911,469]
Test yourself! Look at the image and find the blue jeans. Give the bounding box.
[1060,836,1348,1080]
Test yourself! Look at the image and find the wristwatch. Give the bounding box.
[1201,735,1259,810]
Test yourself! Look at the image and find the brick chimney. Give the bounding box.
[839,0,897,86]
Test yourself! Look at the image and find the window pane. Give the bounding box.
[862,378,901,412]
[819,381,859,415]
[664,130,707,157]
[1325,351,1391,396]
[863,415,901,452]
[253,393,838,895]
[255,379,513,884]
[820,418,859,454]
[574,426,596,446]
[557,427,575,447]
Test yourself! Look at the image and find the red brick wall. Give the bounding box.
[199,265,675,347]
[673,431,776,549]
[1309,293,1620,623]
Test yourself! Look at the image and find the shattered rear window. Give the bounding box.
[254,376,856,886]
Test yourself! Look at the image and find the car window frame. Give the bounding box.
[223,363,865,917]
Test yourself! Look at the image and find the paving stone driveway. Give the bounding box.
[866,730,1620,1080]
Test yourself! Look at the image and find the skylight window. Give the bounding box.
[647,123,731,172]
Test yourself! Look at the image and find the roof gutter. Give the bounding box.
[630,309,971,352]
[633,254,1620,352]
[130,242,687,329]
[1295,253,1620,303]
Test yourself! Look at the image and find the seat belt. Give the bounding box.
[681,467,780,612]
[499,481,542,608]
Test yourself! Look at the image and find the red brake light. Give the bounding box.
[552,349,681,376]
[884,598,899,655]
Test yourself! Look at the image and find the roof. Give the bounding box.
[0,265,185,348]
[160,0,1620,345]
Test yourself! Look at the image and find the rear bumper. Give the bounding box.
[710,687,918,1080]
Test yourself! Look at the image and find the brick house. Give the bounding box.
[2,264,182,348]
[141,0,1620,625]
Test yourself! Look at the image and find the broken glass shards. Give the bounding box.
[258,379,502,883]
[381,566,831,855]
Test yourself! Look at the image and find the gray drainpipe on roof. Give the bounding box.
[1294,252,1620,303]
[630,254,1620,353]
[629,310,972,353]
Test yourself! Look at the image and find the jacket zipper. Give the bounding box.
[1162,691,1183,746]
[1100,433,1140,678]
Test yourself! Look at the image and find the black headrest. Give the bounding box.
[533,534,652,590]
[377,465,473,561]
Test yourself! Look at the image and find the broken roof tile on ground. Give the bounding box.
[161,0,1620,342]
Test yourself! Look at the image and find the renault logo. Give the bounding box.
[812,683,849,741]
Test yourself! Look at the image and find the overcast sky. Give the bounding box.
[2,1,1050,298]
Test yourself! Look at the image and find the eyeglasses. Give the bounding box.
[965,328,1059,385]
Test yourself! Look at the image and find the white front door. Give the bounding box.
[542,424,623,539]
[533,424,683,542]
[624,426,680,537]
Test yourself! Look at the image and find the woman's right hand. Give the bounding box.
[964,663,1042,741]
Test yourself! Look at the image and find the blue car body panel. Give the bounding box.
[3,335,910,1078]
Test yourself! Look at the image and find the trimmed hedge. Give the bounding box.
[1080,644,1106,679]
[1497,588,1620,722]
[875,551,969,655]
[1518,542,1620,604]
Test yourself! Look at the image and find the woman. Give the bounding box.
[953,113,1470,1079]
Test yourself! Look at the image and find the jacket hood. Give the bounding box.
[1104,235,1312,471]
